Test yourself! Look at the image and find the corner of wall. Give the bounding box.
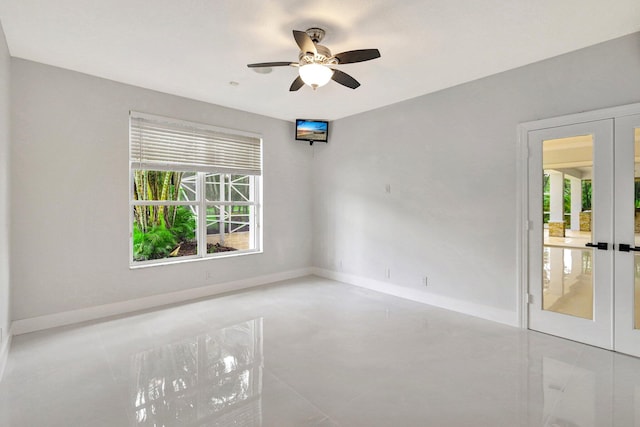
[0,17,12,383]
[0,325,12,382]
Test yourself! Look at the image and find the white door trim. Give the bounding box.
[516,102,640,330]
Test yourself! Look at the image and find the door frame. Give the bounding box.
[517,102,640,329]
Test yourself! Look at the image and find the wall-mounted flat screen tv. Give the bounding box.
[295,119,329,144]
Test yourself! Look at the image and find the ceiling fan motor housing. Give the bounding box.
[305,27,326,43]
[299,44,336,65]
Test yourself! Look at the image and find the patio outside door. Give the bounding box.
[527,114,640,357]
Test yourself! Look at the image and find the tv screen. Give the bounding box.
[295,119,329,143]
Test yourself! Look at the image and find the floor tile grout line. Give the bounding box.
[541,347,585,427]
[263,365,345,426]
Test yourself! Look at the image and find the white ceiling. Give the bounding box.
[1,0,639,122]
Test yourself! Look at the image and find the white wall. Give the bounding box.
[8,32,640,328]
[0,22,10,352]
[10,59,313,321]
[312,32,640,324]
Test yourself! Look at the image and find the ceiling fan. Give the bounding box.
[247,27,381,91]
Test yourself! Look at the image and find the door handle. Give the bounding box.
[585,242,608,250]
[618,243,640,252]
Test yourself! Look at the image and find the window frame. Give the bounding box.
[129,113,263,268]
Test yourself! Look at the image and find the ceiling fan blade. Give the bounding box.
[334,49,381,64]
[247,62,296,68]
[331,69,360,89]
[289,76,305,91]
[293,30,317,55]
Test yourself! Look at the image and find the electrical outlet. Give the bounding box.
[423,276,429,287]
[205,271,213,280]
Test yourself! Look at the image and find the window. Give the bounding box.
[129,112,262,266]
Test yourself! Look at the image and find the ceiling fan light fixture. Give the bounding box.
[299,63,333,89]
[247,28,380,91]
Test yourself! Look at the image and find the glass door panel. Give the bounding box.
[542,135,593,320]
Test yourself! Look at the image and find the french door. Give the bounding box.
[527,113,640,357]
[613,114,640,356]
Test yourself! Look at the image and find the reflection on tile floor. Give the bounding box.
[132,319,263,426]
[543,246,593,319]
[544,229,592,249]
[543,233,640,326]
[2,276,640,426]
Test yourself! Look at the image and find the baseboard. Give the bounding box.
[312,267,519,327]
[0,326,12,382]
[11,267,313,335]
[11,266,518,336]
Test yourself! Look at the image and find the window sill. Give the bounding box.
[129,248,263,269]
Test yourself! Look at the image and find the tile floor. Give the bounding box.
[544,229,592,249]
[1,276,640,426]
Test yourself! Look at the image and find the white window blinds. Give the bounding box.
[130,112,262,176]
